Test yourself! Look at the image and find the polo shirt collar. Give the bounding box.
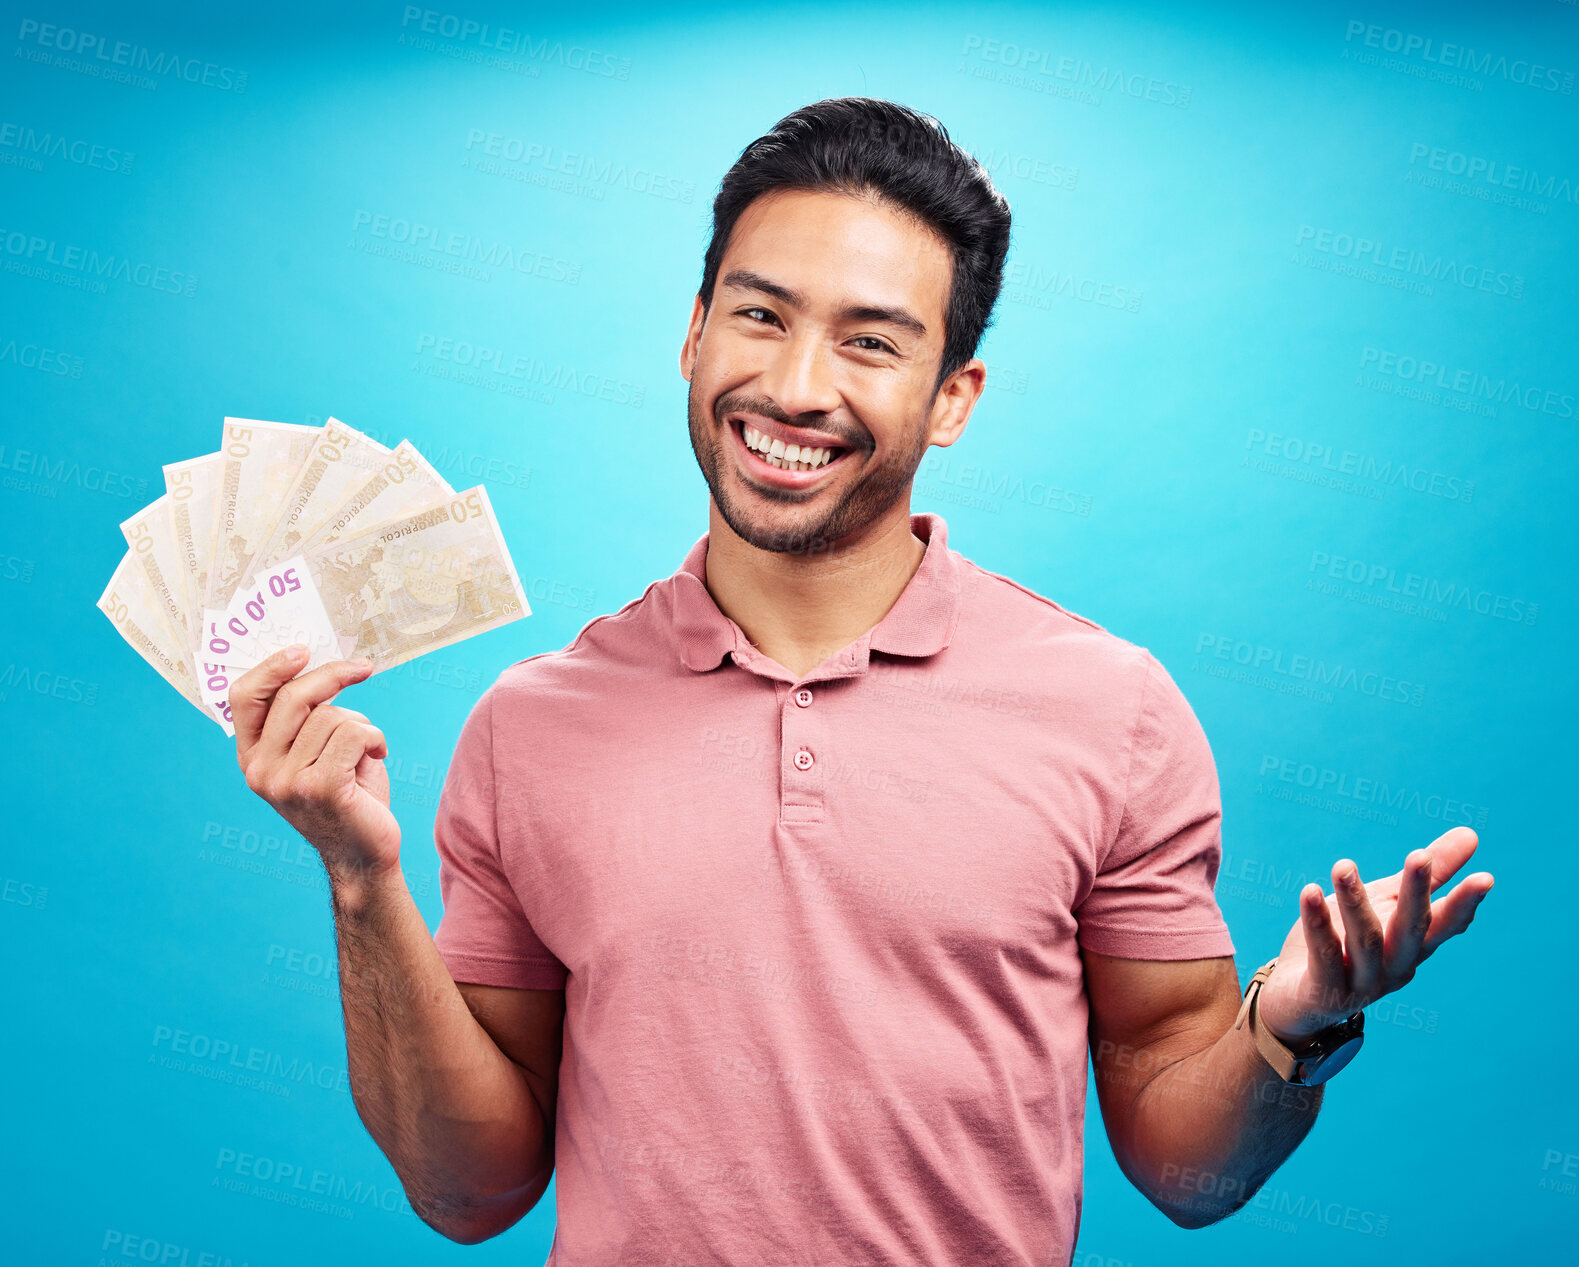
[671,512,961,675]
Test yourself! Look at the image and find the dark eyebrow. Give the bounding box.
[721,268,928,341]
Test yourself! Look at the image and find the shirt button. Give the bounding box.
[794,688,813,708]
[793,749,814,771]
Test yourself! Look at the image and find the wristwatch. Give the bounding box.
[1234,958,1366,1086]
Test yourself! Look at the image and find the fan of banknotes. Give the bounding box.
[96,417,530,738]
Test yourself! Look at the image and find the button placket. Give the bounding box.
[780,680,826,823]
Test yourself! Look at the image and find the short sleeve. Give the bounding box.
[1075,652,1236,961]
[432,688,569,989]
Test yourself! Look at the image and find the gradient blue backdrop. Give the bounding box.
[2,0,1573,1263]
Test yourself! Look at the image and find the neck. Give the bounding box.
[702,499,926,680]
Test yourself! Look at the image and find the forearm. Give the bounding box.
[1121,1012,1323,1227]
[328,863,552,1242]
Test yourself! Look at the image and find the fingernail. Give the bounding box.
[284,644,307,662]
[351,656,372,670]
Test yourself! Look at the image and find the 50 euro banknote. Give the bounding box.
[195,484,529,732]
[97,552,209,720]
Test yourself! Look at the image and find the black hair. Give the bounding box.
[698,97,1012,392]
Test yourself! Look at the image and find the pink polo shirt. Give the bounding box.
[432,511,1235,1266]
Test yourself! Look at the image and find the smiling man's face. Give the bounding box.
[681,187,980,556]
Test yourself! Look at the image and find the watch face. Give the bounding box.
[1298,1034,1365,1085]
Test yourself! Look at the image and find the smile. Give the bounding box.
[741,422,838,471]
[727,415,857,488]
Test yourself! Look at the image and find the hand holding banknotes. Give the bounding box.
[230,647,401,884]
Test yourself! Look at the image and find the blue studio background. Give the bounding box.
[2,0,1573,1263]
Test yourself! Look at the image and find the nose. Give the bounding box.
[757,327,842,420]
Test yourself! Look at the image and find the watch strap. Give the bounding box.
[1235,957,1366,1086]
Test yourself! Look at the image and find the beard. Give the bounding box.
[687,376,932,558]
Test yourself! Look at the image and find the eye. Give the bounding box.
[850,335,897,354]
[736,306,778,325]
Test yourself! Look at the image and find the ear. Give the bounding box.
[679,293,707,382]
[926,357,987,449]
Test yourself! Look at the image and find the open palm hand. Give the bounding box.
[1254,826,1494,1045]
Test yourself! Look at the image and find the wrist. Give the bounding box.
[327,859,406,917]
[1261,964,1359,1046]
[1262,1010,1329,1049]
[1236,958,1366,1086]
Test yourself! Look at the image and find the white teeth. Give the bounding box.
[740,422,839,471]
[764,452,822,471]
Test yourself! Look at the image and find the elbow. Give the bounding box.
[1147,1177,1255,1230]
[413,1166,555,1245]
[1159,1199,1233,1230]
[419,1197,529,1246]
[1129,1157,1248,1230]
[429,1216,501,1246]
[410,1197,506,1246]
[433,1213,520,1246]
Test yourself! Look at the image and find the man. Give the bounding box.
[229,98,1494,1264]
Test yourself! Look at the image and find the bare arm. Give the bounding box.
[1084,826,1493,1228]
[330,866,563,1242]
[230,645,564,1243]
[1082,951,1320,1228]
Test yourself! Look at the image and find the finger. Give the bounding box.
[1420,872,1495,958]
[285,706,370,775]
[230,644,309,762]
[310,718,388,783]
[1333,859,1386,1003]
[1298,881,1345,1005]
[1362,827,1480,908]
[1384,849,1434,979]
[254,659,373,771]
[1421,827,1480,895]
